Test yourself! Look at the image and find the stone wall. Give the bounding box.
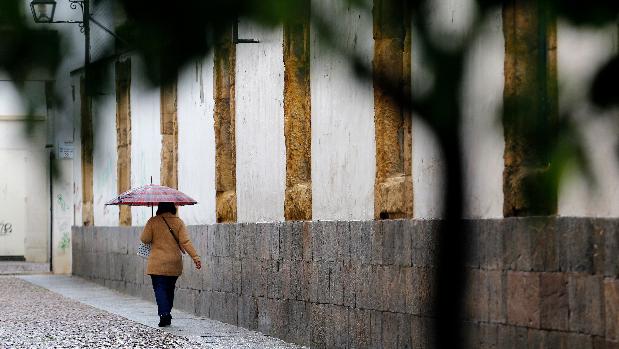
[72,217,619,348]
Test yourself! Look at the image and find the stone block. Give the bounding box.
[568,274,604,336]
[540,272,568,330]
[382,266,405,312]
[463,221,480,269]
[405,266,436,316]
[354,264,373,310]
[279,222,293,260]
[348,308,372,349]
[269,223,281,261]
[480,220,505,270]
[604,220,619,277]
[310,303,330,349]
[256,223,271,260]
[350,221,372,264]
[237,295,258,330]
[288,260,311,301]
[462,321,480,349]
[210,291,237,325]
[410,316,435,349]
[197,290,211,317]
[329,261,345,306]
[479,323,499,349]
[310,261,333,304]
[285,300,310,346]
[463,269,482,320]
[330,305,349,349]
[564,333,594,349]
[301,221,313,261]
[267,260,284,299]
[392,220,412,267]
[411,220,439,267]
[288,221,305,261]
[311,221,325,262]
[487,270,506,323]
[506,271,540,327]
[336,221,351,263]
[384,312,412,349]
[380,220,399,266]
[369,310,383,349]
[605,279,619,341]
[558,217,595,273]
[371,221,384,265]
[497,325,528,349]
[342,261,357,308]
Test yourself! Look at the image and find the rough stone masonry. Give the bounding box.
[73,217,619,348]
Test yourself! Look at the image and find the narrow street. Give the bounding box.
[0,276,305,349]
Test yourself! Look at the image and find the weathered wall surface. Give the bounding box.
[557,22,619,217]
[92,67,119,226]
[0,80,49,262]
[235,23,286,223]
[130,57,162,225]
[311,0,375,220]
[178,56,217,225]
[73,217,619,348]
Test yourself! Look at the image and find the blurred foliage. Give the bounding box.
[1,0,617,348]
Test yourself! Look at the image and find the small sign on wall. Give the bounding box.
[57,142,74,160]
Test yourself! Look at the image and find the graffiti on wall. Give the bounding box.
[0,221,13,236]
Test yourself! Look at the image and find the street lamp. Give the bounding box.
[30,0,57,23]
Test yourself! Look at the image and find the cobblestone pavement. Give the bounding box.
[0,276,305,349]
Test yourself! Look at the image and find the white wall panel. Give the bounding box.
[558,23,619,217]
[178,55,217,225]
[130,57,162,225]
[311,0,375,221]
[235,23,286,222]
[461,8,505,218]
[92,66,118,226]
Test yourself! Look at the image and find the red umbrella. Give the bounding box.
[105,184,197,206]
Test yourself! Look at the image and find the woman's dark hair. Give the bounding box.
[156,202,177,216]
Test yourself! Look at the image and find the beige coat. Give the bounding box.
[140,212,200,276]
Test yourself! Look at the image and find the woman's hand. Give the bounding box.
[194,260,202,270]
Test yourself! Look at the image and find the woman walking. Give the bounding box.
[140,202,201,327]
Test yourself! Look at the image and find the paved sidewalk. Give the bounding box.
[5,275,305,348]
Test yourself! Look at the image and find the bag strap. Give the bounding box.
[161,216,186,254]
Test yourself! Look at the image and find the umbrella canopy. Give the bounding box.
[105,184,197,206]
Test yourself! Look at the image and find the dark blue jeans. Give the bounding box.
[151,275,178,316]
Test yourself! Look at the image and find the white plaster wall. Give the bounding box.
[558,23,619,217]
[236,23,286,223]
[311,0,375,221]
[0,80,49,261]
[130,57,162,225]
[178,55,217,225]
[412,0,504,219]
[92,66,119,226]
[412,117,445,219]
[71,74,83,227]
[52,159,73,273]
[460,8,505,218]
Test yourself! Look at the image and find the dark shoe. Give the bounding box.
[158,314,172,327]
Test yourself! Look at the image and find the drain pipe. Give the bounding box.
[48,148,54,273]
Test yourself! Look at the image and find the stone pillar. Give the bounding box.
[160,70,178,189]
[214,25,237,223]
[503,0,558,217]
[284,0,312,221]
[373,0,413,219]
[80,77,94,226]
[115,58,132,226]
